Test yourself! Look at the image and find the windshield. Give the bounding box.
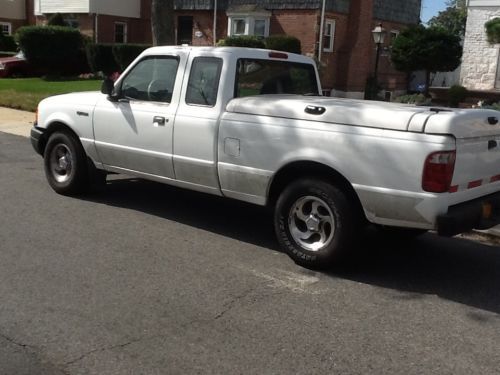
[15,51,25,59]
[235,58,319,97]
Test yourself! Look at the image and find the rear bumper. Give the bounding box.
[437,191,500,236]
[30,125,45,155]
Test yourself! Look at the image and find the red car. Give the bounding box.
[0,51,39,78]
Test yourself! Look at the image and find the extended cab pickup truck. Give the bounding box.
[31,46,500,268]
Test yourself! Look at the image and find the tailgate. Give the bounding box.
[424,109,500,192]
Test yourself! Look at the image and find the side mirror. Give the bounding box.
[101,78,115,95]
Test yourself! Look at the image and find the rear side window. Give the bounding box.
[121,56,179,103]
[186,57,223,107]
[235,59,319,97]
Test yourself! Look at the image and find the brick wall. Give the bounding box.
[270,10,319,55]
[0,18,27,34]
[461,6,500,90]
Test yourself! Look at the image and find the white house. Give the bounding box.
[461,0,500,90]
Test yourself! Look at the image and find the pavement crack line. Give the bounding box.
[213,287,257,320]
[63,337,145,367]
[0,331,36,350]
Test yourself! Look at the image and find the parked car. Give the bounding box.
[30,46,500,269]
[0,51,39,78]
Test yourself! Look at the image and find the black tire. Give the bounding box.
[274,178,359,269]
[43,131,90,195]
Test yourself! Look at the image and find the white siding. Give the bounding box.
[33,0,140,18]
[89,0,140,18]
[36,0,90,14]
[0,0,26,20]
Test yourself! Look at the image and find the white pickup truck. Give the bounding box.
[31,46,500,268]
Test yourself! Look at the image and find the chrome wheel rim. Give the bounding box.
[49,143,73,183]
[288,195,335,251]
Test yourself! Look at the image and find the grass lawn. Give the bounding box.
[0,78,101,112]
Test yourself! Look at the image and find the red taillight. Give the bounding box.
[422,150,456,193]
[268,51,288,59]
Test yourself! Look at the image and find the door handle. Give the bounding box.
[153,116,167,126]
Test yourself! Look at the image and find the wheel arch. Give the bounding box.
[38,121,81,156]
[267,161,366,220]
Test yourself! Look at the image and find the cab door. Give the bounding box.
[93,52,188,179]
[173,53,226,190]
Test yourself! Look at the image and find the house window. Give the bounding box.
[323,19,336,52]
[115,22,128,43]
[232,18,247,35]
[227,14,270,37]
[254,19,267,37]
[0,22,12,36]
[390,30,400,43]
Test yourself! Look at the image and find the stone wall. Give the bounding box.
[461,6,500,90]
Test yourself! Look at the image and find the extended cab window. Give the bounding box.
[186,57,223,107]
[121,56,179,103]
[235,59,319,97]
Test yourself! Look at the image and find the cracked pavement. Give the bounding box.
[1,131,500,374]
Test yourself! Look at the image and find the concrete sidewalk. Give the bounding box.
[0,107,34,137]
[1,105,499,238]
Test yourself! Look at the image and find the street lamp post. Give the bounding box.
[371,23,386,86]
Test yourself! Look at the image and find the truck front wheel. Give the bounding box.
[43,131,89,195]
[274,179,357,269]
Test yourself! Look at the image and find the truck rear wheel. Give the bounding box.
[274,178,358,269]
[43,131,90,195]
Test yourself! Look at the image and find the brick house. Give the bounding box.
[170,0,421,98]
[3,0,421,98]
[0,0,28,35]
[461,0,500,90]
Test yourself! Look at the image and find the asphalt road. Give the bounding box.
[1,131,500,375]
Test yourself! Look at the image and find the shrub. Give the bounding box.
[16,26,85,75]
[85,43,119,75]
[265,35,301,54]
[47,13,68,27]
[448,84,468,107]
[394,93,429,105]
[217,35,265,48]
[485,18,500,44]
[0,34,17,52]
[112,44,150,70]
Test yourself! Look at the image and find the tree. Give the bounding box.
[428,0,467,38]
[151,0,175,46]
[391,25,462,94]
[47,13,68,27]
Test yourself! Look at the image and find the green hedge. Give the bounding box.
[265,35,301,54]
[217,35,266,48]
[112,44,150,70]
[448,84,468,107]
[0,34,17,52]
[16,26,85,75]
[485,18,500,44]
[85,43,118,75]
[85,43,151,74]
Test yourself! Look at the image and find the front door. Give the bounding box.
[93,52,188,179]
[177,16,193,45]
